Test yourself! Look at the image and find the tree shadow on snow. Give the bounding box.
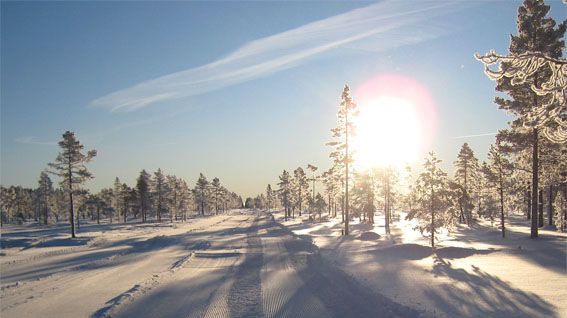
[424,255,558,317]
[368,244,498,261]
[451,224,566,273]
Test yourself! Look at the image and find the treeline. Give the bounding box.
[0,132,244,234]
[268,104,565,247]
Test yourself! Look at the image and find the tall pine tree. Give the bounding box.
[48,131,96,238]
[493,0,565,238]
[327,85,358,235]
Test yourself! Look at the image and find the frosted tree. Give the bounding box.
[136,170,151,222]
[266,184,276,211]
[178,180,192,220]
[554,189,566,231]
[307,164,318,202]
[278,170,292,220]
[406,152,452,248]
[374,167,398,233]
[120,183,132,223]
[37,171,53,225]
[211,177,222,215]
[48,131,96,238]
[475,0,566,238]
[351,171,375,224]
[483,144,514,237]
[0,186,16,226]
[194,173,209,216]
[153,169,168,221]
[96,188,113,222]
[89,192,107,224]
[453,143,479,224]
[311,193,327,222]
[293,167,309,217]
[166,175,179,221]
[538,141,567,226]
[327,85,358,235]
[322,167,340,218]
[112,177,124,223]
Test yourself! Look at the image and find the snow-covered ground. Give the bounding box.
[2,210,418,318]
[274,210,567,318]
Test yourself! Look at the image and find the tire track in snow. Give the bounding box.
[97,214,248,318]
[260,221,330,318]
[227,217,265,318]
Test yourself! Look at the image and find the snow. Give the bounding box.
[274,211,567,318]
[1,209,565,317]
[1,210,415,318]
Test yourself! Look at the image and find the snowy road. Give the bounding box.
[1,211,415,318]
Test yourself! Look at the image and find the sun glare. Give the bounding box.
[352,74,435,170]
[353,96,420,168]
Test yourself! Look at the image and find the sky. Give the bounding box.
[1,0,565,198]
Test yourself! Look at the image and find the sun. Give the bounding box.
[350,74,436,170]
[352,96,421,169]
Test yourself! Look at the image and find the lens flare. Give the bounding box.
[352,74,436,169]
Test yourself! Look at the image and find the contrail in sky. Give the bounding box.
[91,0,470,112]
[452,132,497,139]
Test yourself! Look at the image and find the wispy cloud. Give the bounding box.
[91,1,469,112]
[15,136,57,146]
[452,132,497,139]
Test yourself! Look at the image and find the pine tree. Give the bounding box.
[327,85,358,235]
[406,152,451,248]
[375,167,398,233]
[0,187,13,226]
[37,171,53,225]
[312,193,327,222]
[453,143,479,225]
[166,175,179,221]
[483,143,514,237]
[278,170,292,221]
[48,131,96,238]
[493,0,566,238]
[120,183,131,223]
[293,167,309,217]
[112,177,123,223]
[178,180,192,220]
[153,169,167,222]
[194,173,209,216]
[321,168,337,218]
[352,172,375,224]
[211,177,222,215]
[266,184,275,211]
[136,170,151,222]
[307,164,318,202]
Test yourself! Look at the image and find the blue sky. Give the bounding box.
[1,1,565,197]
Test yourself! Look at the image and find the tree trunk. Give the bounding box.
[500,182,505,238]
[385,179,390,235]
[345,106,349,236]
[538,189,544,228]
[548,185,553,226]
[530,128,539,238]
[527,190,531,220]
[298,189,302,217]
[44,202,49,225]
[68,166,76,238]
[431,186,435,248]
